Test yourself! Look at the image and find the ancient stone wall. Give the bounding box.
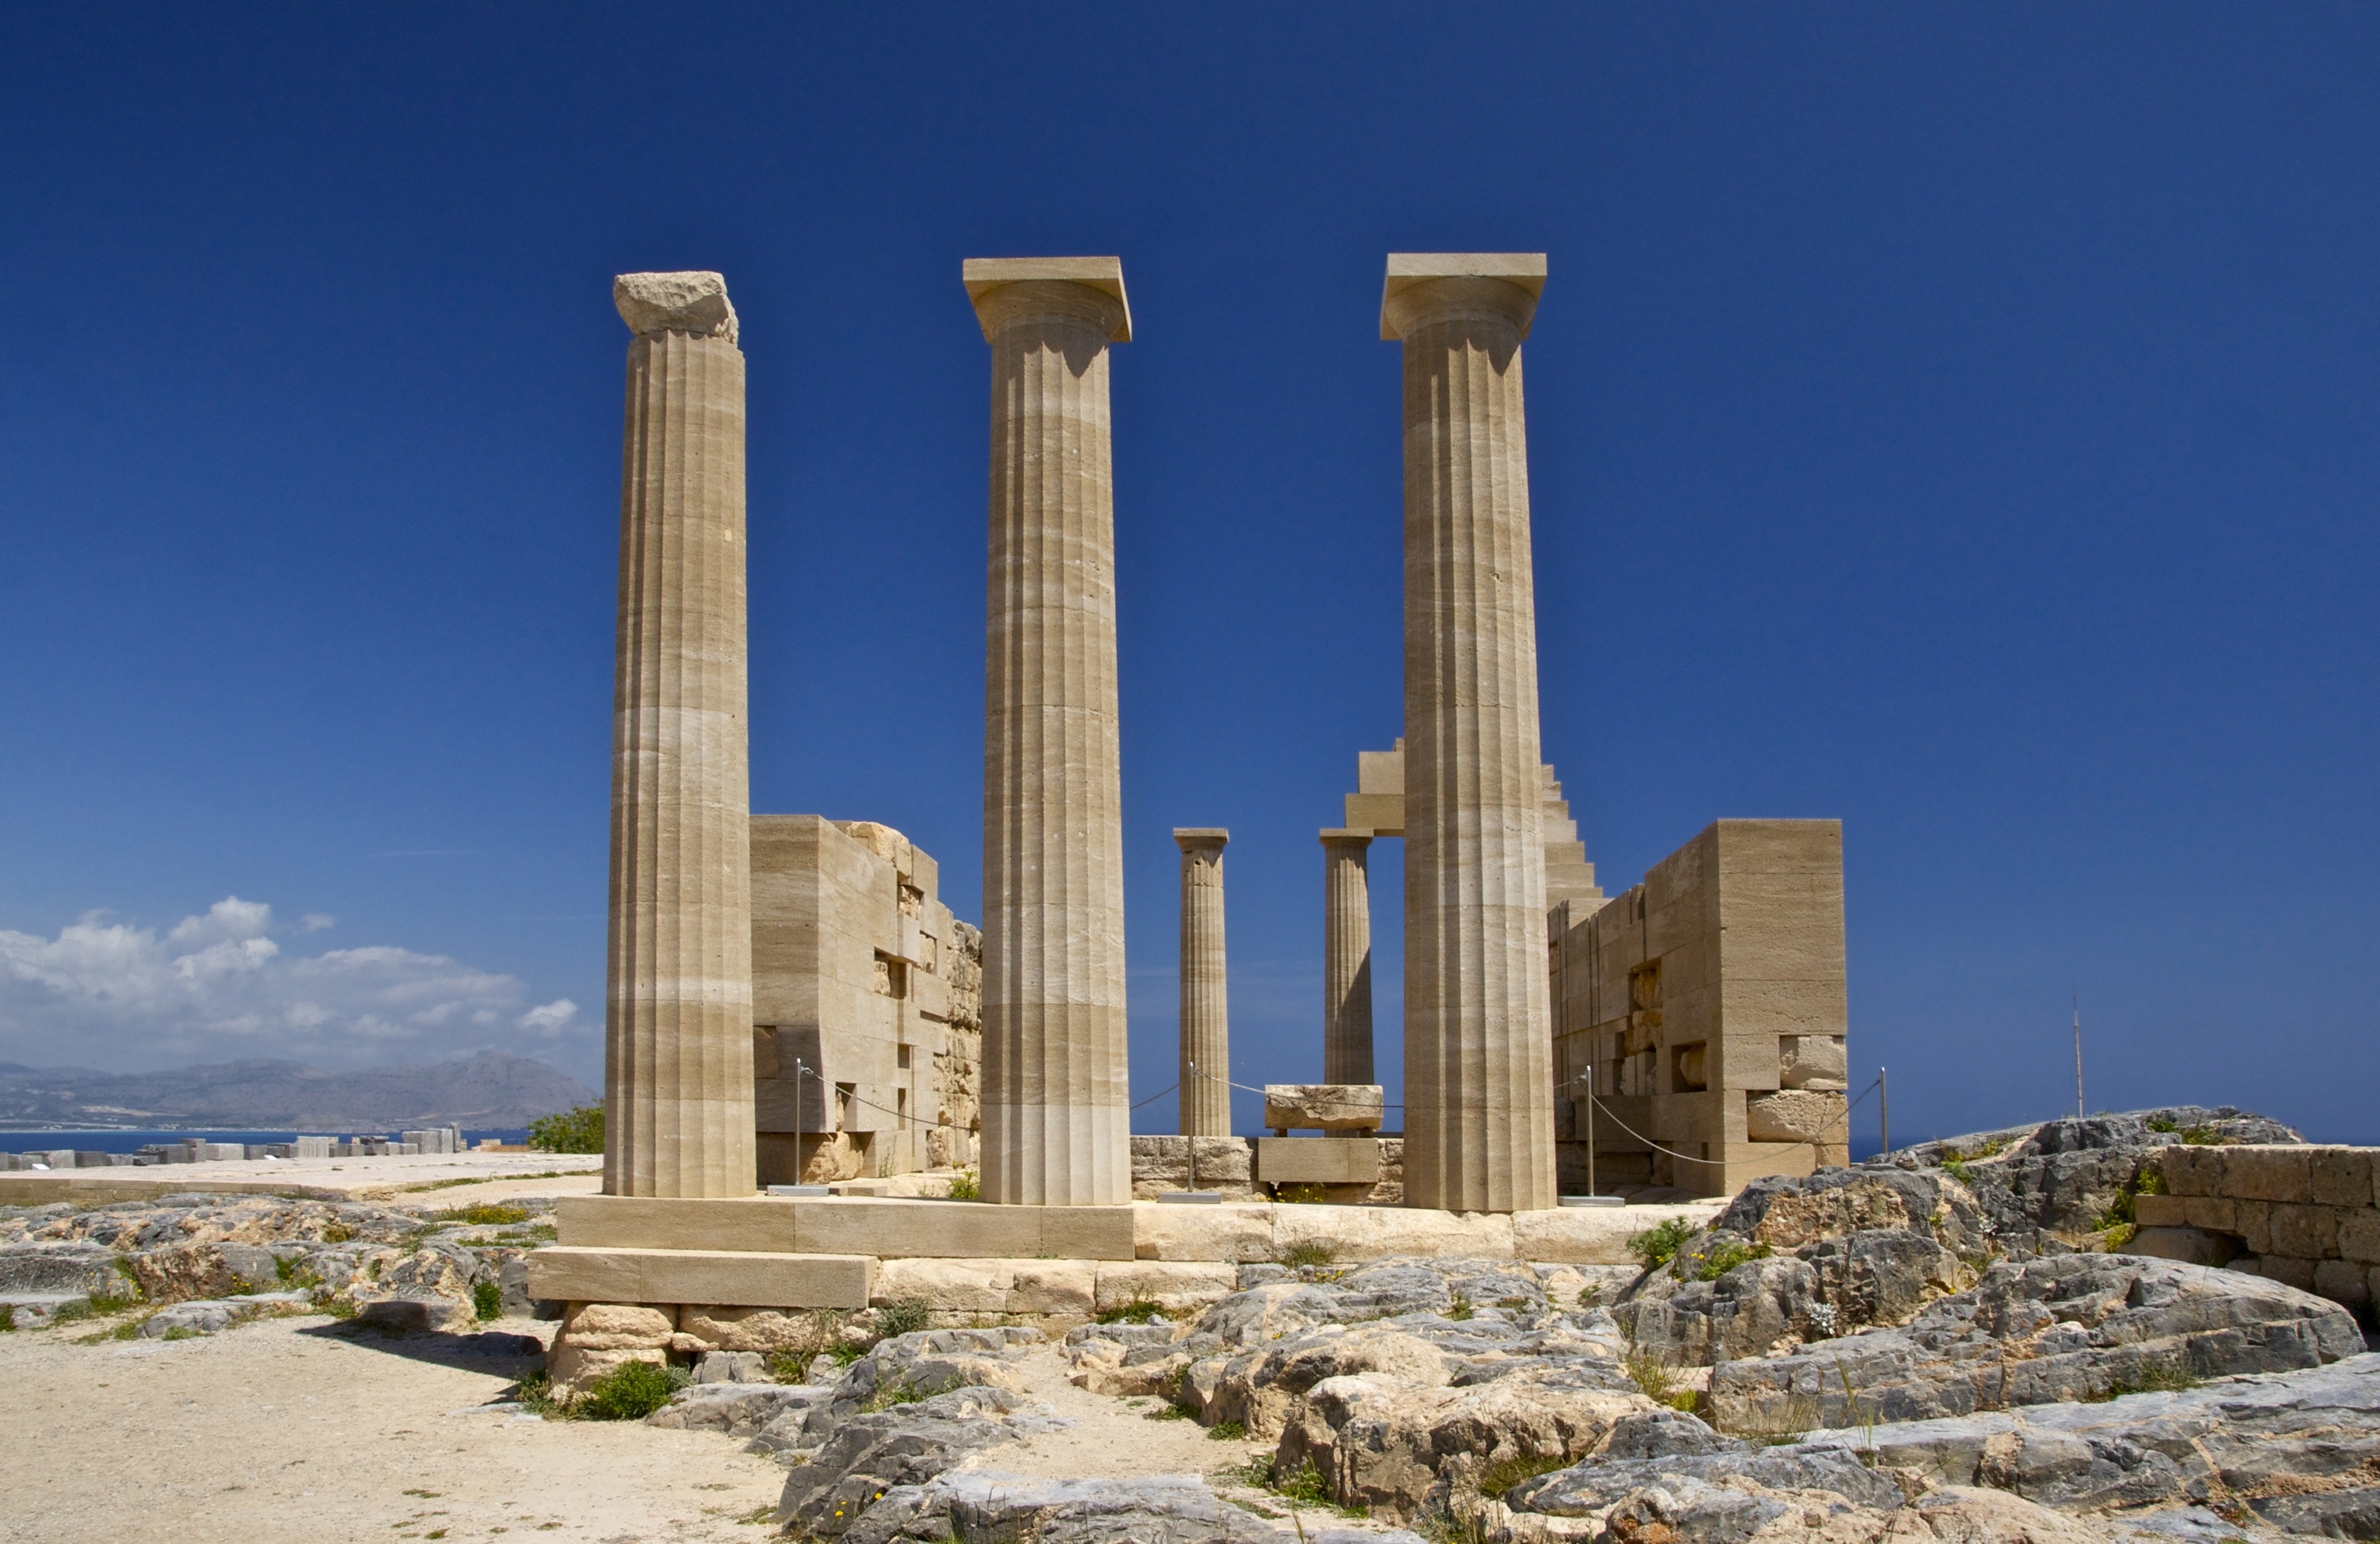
[2136,1143,2380,1315]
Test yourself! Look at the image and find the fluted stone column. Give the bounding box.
[1384,253,1557,1213]
[1175,829,1231,1136]
[966,257,1134,1206]
[1320,830,1375,1085]
[604,271,756,1199]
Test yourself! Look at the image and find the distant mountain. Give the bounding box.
[0,1051,597,1131]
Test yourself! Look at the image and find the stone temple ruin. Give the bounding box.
[533,252,1851,1325]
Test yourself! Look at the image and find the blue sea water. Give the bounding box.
[0,1129,529,1154]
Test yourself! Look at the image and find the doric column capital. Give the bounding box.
[965,256,1132,344]
[614,271,739,344]
[1319,827,1374,851]
[1174,827,1229,857]
[1379,253,1545,342]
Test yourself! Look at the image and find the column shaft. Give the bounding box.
[1320,831,1375,1084]
[604,272,755,1199]
[971,264,1133,1206]
[1388,259,1557,1213]
[1175,830,1230,1136]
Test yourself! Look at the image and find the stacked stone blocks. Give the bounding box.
[2139,1144,2380,1312]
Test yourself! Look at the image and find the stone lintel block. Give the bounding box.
[1513,1203,1723,1266]
[2308,1148,2375,1206]
[1132,1201,1275,1263]
[2224,1145,2315,1203]
[871,1257,1095,1317]
[2338,1209,2380,1265]
[1380,252,1546,340]
[2269,1203,2343,1260]
[2313,1258,2372,1309]
[1273,1205,1512,1263]
[1093,1260,1237,1313]
[527,1247,872,1309]
[1255,1137,1382,1186]
[963,256,1131,341]
[557,1194,1136,1260]
[1342,793,1405,834]
[797,1198,1135,1261]
[1263,1084,1385,1132]
[1709,818,1845,872]
[2133,1193,2191,1229]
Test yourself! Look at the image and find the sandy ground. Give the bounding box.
[0,1311,778,1544]
[0,1151,605,1206]
[0,1305,1393,1542]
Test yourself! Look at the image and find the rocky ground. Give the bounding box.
[8,1106,2378,1544]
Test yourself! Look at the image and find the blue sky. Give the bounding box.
[0,5,2372,1144]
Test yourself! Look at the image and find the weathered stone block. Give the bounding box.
[1515,1203,1721,1266]
[2133,1194,2189,1229]
[1255,1137,1380,1186]
[2259,1254,2320,1292]
[550,1344,665,1394]
[2160,1148,2215,1197]
[1263,1084,1384,1132]
[528,1248,872,1309]
[2184,1195,2239,1233]
[1745,1089,1847,1144]
[1778,1035,1847,1089]
[2313,1258,2371,1309]
[2227,1146,2315,1203]
[2338,1210,2380,1265]
[556,1302,675,1348]
[1132,1201,1273,1263]
[1091,1260,1235,1313]
[2236,1200,2275,1254]
[2127,1226,2231,1266]
[2269,1204,2342,1260]
[1003,1262,1096,1316]
[2309,1148,2375,1207]
[678,1306,819,1352]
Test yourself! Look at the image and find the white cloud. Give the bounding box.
[0,897,593,1073]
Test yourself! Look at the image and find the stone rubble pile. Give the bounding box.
[0,1190,556,1335]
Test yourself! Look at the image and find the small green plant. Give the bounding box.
[1475,1451,1568,1500]
[1097,1294,1168,1325]
[1445,1290,1475,1321]
[1975,1136,2006,1157]
[1208,1419,1248,1440]
[1578,1283,1603,1308]
[528,1103,605,1154]
[160,1326,201,1342]
[2085,1357,2200,1402]
[862,1375,950,1412]
[1271,1458,1332,1506]
[874,1297,932,1340]
[2148,1115,2180,1134]
[513,1370,572,1418]
[1624,1348,1681,1403]
[1627,1218,1696,1270]
[472,1280,503,1321]
[1278,1239,1337,1269]
[436,1203,532,1227]
[1495,1295,1529,1310]
[576,1359,686,1420]
[314,1287,359,1320]
[1275,1183,1327,1204]
[1942,1155,1973,1185]
[1692,1239,1772,1282]
[1144,1402,1190,1421]
[320,1221,356,1244]
[2181,1125,2227,1146]
[0,1306,14,1333]
[945,1167,981,1201]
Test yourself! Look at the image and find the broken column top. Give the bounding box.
[614,271,738,344]
[963,256,1132,343]
[1380,252,1546,341]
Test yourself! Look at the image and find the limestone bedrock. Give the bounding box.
[1384,253,1557,1213]
[612,269,739,342]
[605,269,756,1199]
[967,257,1134,1206]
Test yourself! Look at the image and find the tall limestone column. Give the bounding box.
[1384,253,1557,1213]
[966,257,1134,1206]
[604,271,756,1199]
[1175,830,1231,1136]
[1319,830,1375,1084]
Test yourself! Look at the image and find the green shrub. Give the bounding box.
[1446,1290,1475,1321]
[1275,1183,1327,1204]
[472,1281,502,1321]
[1097,1294,1168,1326]
[320,1221,356,1244]
[2148,1115,2179,1134]
[1278,1239,1336,1269]
[874,1297,932,1340]
[0,1306,14,1333]
[438,1203,532,1227]
[946,1168,980,1201]
[576,1359,685,1420]
[1627,1218,1696,1270]
[527,1104,605,1155]
[160,1326,201,1342]
[1272,1458,1332,1506]
[1477,1451,1568,1500]
[1942,1155,1972,1185]
[1684,1239,1771,1282]
[1208,1419,1247,1440]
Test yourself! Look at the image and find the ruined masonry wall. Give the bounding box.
[2137,1144,2380,1315]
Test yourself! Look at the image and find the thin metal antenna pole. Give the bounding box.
[2072,994,2084,1119]
[1586,1065,1597,1200]
[1879,1066,1890,1160]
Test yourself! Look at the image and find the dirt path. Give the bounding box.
[0,1312,781,1544]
